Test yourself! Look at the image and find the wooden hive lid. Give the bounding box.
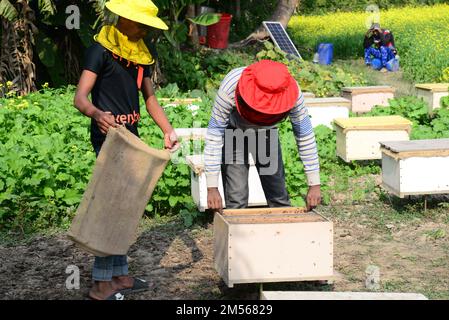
[342,85,395,94]
[304,97,351,107]
[380,138,449,159]
[302,92,316,99]
[333,115,412,133]
[415,83,449,92]
[220,207,327,224]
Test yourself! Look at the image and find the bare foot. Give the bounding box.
[89,281,119,300]
[112,276,134,290]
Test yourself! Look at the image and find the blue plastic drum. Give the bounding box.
[317,43,334,65]
[386,58,400,72]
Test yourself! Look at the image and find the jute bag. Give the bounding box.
[67,126,171,256]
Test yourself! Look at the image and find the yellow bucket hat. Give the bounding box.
[105,0,169,30]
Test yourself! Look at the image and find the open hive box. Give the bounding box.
[214,207,334,288]
[415,83,449,113]
[341,86,395,113]
[334,115,412,162]
[381,139,449,197]
[304,97,350,129]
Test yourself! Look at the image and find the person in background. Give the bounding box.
[73,0,179,300]
[364,23,399,72]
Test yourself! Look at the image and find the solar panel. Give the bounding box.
[263,21,302,59]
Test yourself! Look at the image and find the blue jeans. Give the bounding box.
[92,144,128,281]
[365,46,396,70]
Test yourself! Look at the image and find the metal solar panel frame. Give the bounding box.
[263,21,302,59]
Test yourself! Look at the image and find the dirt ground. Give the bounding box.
[1,175,448,300]
[335,59,417,97]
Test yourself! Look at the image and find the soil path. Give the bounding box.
[336,59,417,97]
[1,200,448,300]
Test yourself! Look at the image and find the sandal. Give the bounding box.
[119,277,150,294]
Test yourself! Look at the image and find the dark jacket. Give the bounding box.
[364,29,395,49]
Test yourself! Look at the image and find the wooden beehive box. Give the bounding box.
[415,83,449,113]
[342,86,395,113]
[334,116,412,162]
[302,92,316,99]
[304,97,350,128]
[214,207,334,288]
[186,155,267,212]
[380,139,449,197]
[261,291,427,300]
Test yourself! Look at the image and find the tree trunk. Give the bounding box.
[186,4,199,50]
[0,0,37,96]
[235,0,241,19]
[230,0,299,48]
[61,33,81,85]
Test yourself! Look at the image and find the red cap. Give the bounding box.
[235,60,299,125]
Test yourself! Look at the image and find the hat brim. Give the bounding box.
[237,67,299,115]
[235,87,289,126]
[106,3,169,30]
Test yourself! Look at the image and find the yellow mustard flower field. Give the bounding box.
[289,4,449,82]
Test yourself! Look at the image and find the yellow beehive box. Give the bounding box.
[214,208,334,288]
[334,116,412,162]
[342,86,395,113]
[380,139,449,197]
[415,83,449,113]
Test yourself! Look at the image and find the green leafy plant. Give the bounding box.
[187,12,220,26]
[256,41,369,97]
[366,96,449,140]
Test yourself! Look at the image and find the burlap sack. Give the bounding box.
[67,126,171,257]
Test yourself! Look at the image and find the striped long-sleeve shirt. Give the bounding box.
[205,67,320,188]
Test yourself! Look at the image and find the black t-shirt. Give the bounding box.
[83,43,151,148]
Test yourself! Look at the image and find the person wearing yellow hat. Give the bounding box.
[73,0,178,300]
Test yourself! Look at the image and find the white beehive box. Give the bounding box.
[304,97,350,128]
[186,155,267,212]
[380,139,449,197]
[415,83,449,113]
[214,207,334,288]
[342,86,395,113]
[302,92,316,99]
[334,116,412,162]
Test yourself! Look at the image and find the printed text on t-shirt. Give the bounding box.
[115,111,141,125]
